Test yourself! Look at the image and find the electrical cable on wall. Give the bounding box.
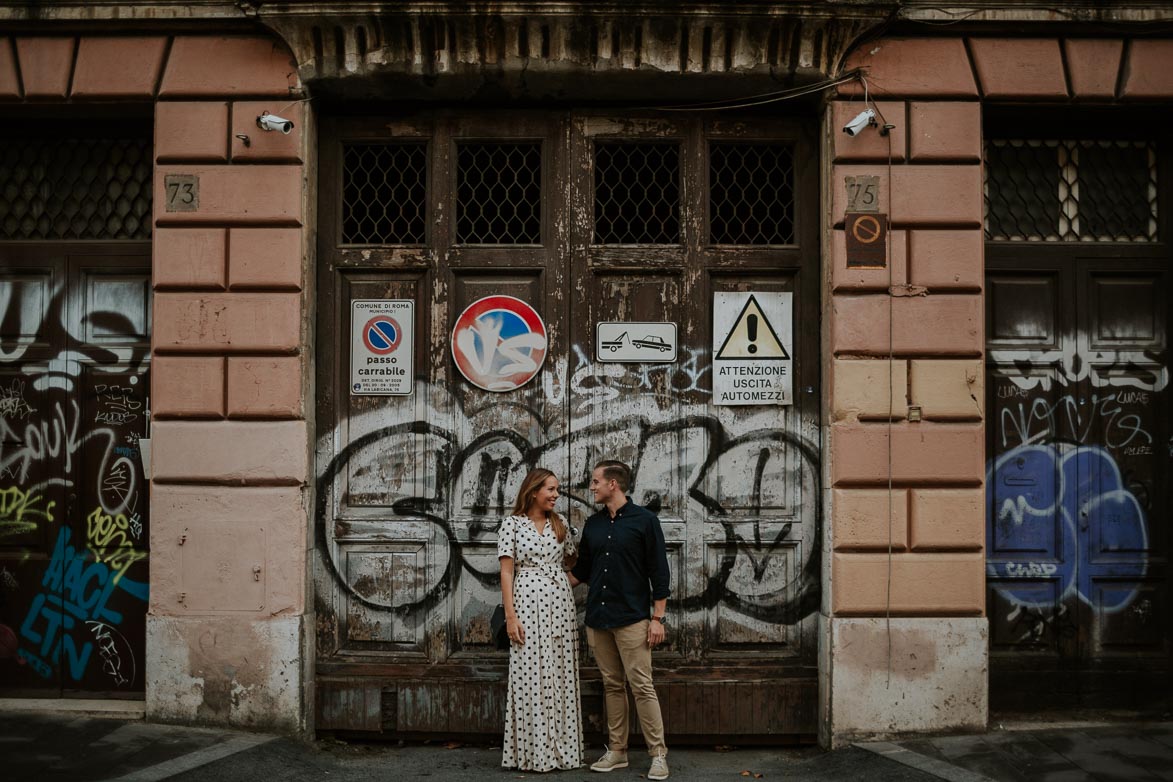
[642,71,863,112]
[861,76,899,689]
[848,73,899,688]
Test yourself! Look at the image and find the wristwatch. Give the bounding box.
[652,614,668,627]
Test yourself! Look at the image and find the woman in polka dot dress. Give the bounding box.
[498,467,584,772]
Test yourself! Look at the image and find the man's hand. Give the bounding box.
[647,618,666,648]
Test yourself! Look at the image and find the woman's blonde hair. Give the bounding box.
[511,467,567,542]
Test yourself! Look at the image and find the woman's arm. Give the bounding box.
[499,556,525,645]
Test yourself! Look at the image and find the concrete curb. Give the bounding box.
[0,697,146,720]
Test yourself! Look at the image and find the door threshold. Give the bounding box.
[0,697,145,720]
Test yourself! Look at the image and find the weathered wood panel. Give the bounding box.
[314,110,822,739]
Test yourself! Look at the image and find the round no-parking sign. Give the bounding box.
[352,300,414,395]
[451,295,547,392]
[362,316,403,354]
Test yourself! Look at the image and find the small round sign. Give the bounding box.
[363,316,403,355]
[851,214,883,244]
[451,295,547,392]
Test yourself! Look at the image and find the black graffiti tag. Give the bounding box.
[316,415,821,626]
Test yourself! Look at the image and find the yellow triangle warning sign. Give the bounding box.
[715,295,790,360]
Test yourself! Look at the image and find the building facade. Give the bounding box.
[0,1,1169,746]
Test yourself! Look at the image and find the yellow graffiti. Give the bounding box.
[0,486,56,539]
[86,507,147,583]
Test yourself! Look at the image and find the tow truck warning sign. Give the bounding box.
[712,292,793,406]
[351,299,414,395]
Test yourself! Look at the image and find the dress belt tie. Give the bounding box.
[516,563,571,639]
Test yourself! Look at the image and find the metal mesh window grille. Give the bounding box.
[985,139,1158,242]
[709,143,796,245]
[456,142,542,244]
[0,138,152,240]
[342,143,427,244]
[594,142,681,244]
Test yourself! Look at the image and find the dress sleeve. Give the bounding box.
[570,522,591,584]
[497,516,516,560]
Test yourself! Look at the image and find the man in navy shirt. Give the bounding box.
[569,460,670,780]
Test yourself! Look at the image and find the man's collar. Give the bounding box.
[608,496,633,520]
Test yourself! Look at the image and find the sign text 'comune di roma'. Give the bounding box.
[351,299,414,395]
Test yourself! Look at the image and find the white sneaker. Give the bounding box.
[648,752,669,780]
[590,747,629,772]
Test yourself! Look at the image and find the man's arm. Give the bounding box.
[645,514,670,647]
[644,514,671,603]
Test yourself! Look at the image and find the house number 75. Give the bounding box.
[164,174,200,212]
[845,175,880,214]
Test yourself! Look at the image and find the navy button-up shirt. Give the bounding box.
[570,498,671,630]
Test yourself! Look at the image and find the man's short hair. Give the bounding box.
[594,460,632,493]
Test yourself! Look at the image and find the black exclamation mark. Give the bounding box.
[747,314,758,354]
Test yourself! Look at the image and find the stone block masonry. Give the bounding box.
[0,31,311,733]
[826,31,1173,745]
[145,35,311,734]
[828,35,984,745]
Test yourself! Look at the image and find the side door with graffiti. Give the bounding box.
[1,247,151,696]
[987,251,1170,703]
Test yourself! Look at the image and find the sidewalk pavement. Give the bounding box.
[2,706,1171,781]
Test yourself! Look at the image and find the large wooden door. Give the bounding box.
[987,251,1171,707]
[314,110,821,737]
[0,245,152,696]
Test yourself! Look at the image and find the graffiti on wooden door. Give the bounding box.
[316,342,821,650]
[1,260,151,693]
[988,340,1166,649]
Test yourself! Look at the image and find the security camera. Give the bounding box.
[843,108,876,137]
[257,112,294,134]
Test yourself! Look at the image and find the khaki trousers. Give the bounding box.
[587,620,667,756]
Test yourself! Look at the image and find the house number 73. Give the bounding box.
[164,174,200,212]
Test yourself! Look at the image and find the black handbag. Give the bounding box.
[490,603,509,650]
[491,517,517,650]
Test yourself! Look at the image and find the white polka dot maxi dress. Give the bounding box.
[498,514,584,771]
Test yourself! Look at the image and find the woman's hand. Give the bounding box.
[507,615,526,646]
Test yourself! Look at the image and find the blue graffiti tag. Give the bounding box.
[18,526,148,680]
[987,444,1148,613]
